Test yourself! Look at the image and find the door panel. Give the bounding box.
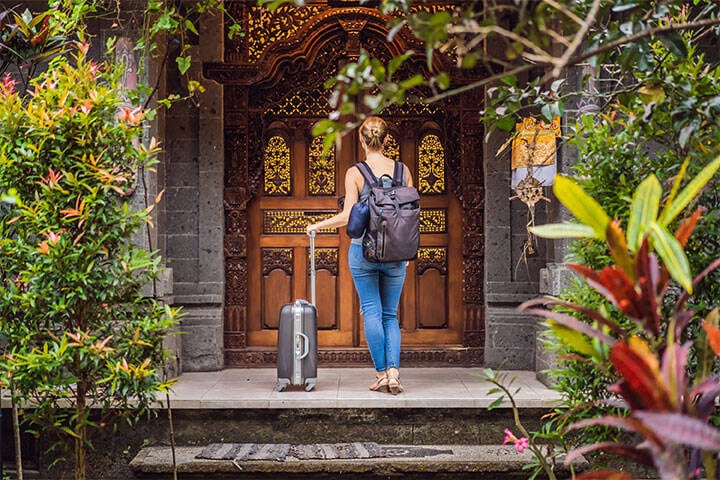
[247,114,462,353]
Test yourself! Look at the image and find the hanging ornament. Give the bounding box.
[509,117,560,277]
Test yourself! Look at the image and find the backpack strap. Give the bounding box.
[392,161,405,186]
[355,161,378,187]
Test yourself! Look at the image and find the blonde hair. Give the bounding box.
[359,116,388,151]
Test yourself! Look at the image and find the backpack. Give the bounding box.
[355,161,420,263]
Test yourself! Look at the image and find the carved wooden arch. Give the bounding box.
[205,6,449,87]
[214,4,486,366]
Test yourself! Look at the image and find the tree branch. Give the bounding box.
[550,17,720,82]
[551,0,602,78]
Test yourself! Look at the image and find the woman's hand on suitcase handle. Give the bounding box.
[306,224,318,236]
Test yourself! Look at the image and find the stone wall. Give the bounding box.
[163,12,225,371]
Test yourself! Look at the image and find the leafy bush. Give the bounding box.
[540,35,720,449]
[0,45,179,480]
[529,164,720,479]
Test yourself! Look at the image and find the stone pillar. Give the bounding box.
[175,11,225,371]
[535,64,596,384]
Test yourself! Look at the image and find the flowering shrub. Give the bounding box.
[0,46,179,480]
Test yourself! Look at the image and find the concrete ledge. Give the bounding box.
[130,445,587,476]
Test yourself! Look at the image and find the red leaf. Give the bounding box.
[567,264,625,309]
[567,263,604,284]
[565,442,653,468]
[635,242,660,336]
[599,267,643,319]
[702,321,720,359]
[570,415,661,445]
[633,411,720,451]
[660,342,690,408]
[519,297,624,336]
[675,208,703,248]
[610,342,673,411]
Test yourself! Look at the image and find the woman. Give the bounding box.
[306,116,411,395]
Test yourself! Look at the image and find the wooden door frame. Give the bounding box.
[205,4,486,367]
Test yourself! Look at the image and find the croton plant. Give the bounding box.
[527,155,720,480]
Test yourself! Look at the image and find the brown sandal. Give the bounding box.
[387,367,403,395]
[369,373,389,392]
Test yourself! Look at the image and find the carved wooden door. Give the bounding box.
[246,107,464,358]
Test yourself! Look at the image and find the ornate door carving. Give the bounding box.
[206,2,485,366]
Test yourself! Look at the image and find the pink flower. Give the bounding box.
[502,428,529,453]
[514,437,529,453]
[502,428,516,445]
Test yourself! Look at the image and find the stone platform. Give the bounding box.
[159,367,560,410]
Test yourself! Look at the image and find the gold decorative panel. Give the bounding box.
[264,136,291,196]
[419,209,447,233]
[384,134,400,161]
[247,5,324,62]
[266,91,331,117]
[418,134,446,194]
[263,210,337,234]
[417,247,448,275]
[308,248,338,276]
[308,136,335,195]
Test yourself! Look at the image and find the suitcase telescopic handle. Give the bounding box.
[310,230,316,306]
[295,332,310,360]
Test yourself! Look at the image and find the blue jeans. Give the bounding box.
[348,243,407,372]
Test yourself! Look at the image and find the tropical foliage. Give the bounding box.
[528,162,720,479]
[0,45,179,480]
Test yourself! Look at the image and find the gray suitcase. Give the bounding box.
[277,232,318,392]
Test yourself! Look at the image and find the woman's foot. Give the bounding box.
[387,367,403,395]
[369,372,389,392]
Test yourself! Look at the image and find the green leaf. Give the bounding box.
[658,32,688,59]
[649,222,692,293]
[487,395,505,411]
[496,116,515,132]
[184,19,199,36]
[435,72,450,90]
[659,153,720,226]
[549,322,596,358]
[660,158,689,219]
[399,74,425,90]
[176,56,191,75]
[529,223,597,239]
[553,175,610,240]
[627,174,661,252]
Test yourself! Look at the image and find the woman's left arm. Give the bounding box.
[306,167,360,235]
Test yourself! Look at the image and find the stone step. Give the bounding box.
[130,444,588,479]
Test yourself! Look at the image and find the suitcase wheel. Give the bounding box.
[304,380,315,392]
